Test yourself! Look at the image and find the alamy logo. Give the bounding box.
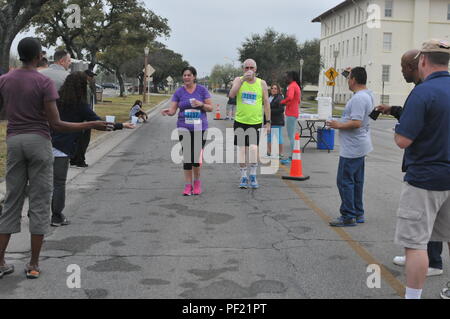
[66,4,81,29]
[366,264,381,289]
[367,4,381,29]
[66,264,81,289]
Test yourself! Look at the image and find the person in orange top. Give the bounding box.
[281,71,301,157]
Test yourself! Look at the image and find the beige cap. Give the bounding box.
[420,39,450,54]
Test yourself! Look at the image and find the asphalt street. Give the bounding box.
[0,94,448,299]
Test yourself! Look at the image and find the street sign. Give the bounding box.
[166,76,173,84]
[327,81,336,86]
[143,64,155,78]
[325,67,339,81]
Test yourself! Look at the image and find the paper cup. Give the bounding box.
[189,98,195,106]
[131,116,138,124]
[106,115,115,123]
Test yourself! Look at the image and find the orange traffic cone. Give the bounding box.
[214,104,221,120]
[282,132,310,181]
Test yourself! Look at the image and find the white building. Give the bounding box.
[312,0,450,106]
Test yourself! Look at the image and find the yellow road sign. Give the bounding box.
[327,81,336,86]
[325,68,339,81]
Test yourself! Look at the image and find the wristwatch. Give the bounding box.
[266,120,271,124]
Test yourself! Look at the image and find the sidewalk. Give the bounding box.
[0,99,169,255]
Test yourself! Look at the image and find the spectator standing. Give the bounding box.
[51,72,135,227]
[70,69,97,168]
[376,49,444,278]
[392,40,450,299]
[281,71,301,157]
[327,67,374,227]
[225,94,236,120]
[39,49,71,90]
[0,38,109,279]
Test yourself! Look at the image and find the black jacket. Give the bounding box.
[265,94,285,126]
[51,102,123,156]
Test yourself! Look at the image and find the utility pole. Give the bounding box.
[331,50,339,106]
[143,46,149,103]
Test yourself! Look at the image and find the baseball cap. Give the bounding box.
[419,39,450,54]
[85,69,97,77]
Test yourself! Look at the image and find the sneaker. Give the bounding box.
[393,256,406,266]
[356,216,365,224]
[183,184,193,196]
[24,263,40,279]
[225,116,230,120]
[280,158,290,165]
[239,176,249,189]
[249,175,259,189]
[329,216,357,227]
[427,268,443,277]
[193,180,202,195]
[441,283,450,299]
[77,162,88,168]
[51,218,71,227]
[0,264,14,279]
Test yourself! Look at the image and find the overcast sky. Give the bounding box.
[147,0,341,76]
[12,0,342,77]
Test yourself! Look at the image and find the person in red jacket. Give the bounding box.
[281,71,301,157]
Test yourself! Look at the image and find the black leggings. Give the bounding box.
[179,130,206,170]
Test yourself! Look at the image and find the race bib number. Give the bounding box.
[185,109,201,125]
[241,92,257,105]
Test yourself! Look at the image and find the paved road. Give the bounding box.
[0,94,448,299]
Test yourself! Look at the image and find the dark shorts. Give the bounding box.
[178,130,206,170]
[234,121,262,147]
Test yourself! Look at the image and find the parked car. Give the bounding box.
[101,83,119,89]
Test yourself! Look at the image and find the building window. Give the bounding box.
[448,4,450,20]
[348,11,351,27]
[385,0,393,17]
[383,33,392,51]
[357,36,360,55]
[365,34,368,53]
[381,95,390,104]
[347,40,349,56]
[382,65,391,82]
[343,15,346,29]
[354,8,357,25]
[353,38,356,55]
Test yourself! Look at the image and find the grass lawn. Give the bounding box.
[0,94,169,180]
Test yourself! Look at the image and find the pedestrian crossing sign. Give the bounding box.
[325,68,339,81]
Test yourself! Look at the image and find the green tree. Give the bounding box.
[31,0,170,65]
[238,28,299,85]
[209,64,241,89]
[238,29,322,87]
[299,39,322,85]
[0,0,51,71]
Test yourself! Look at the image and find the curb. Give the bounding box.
[0,98,169,207]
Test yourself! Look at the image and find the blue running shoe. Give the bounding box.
[249,175,259,189]
[356,216,365,224]
[239,176,249,189]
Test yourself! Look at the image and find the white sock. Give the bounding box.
[240,167,247,178]
[249,164,258,176]
[405,287,422,299]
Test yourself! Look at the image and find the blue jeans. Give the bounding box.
[337,156,365,219]
[286,116,297,154]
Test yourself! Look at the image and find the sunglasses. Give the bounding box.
[244,66,255,70]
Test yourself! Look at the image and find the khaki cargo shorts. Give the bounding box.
[395,182,450,250]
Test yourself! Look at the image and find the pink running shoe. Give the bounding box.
[193,180,202,195]
[183,184,193,196]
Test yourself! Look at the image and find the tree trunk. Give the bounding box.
[116,70,125,97]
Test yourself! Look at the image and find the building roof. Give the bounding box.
[312,0,360,23]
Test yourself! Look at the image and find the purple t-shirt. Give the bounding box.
[0,69,59,139]
[172,85,211,131]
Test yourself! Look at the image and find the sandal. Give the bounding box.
[24,263,40,279]
[0,263,14,279]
